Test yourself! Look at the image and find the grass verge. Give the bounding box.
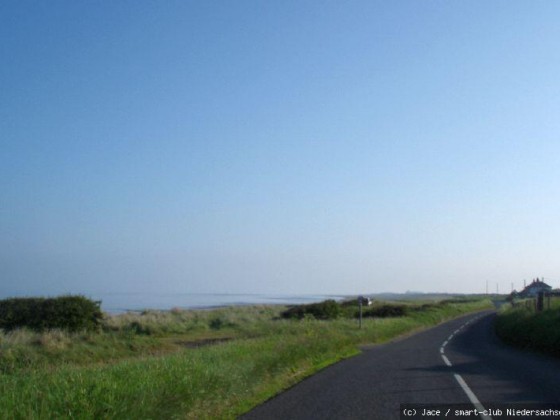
[495,301,560,358]
[0,298,492,418]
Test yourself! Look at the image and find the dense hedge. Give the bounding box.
[0,295,103,332]
[281,300,341,320]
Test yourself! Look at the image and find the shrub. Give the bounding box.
[0,295,103,332]
[413,303,438,312]
[363,304,408,318]
[281,300,341,320]
[125,321,152,335]
[209,317,224,330]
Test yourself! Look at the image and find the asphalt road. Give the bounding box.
[242,311,560,419]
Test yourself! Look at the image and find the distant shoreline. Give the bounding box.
[96,292,487,314]
[96,293,353,314]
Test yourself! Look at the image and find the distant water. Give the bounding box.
[93,292,350,313]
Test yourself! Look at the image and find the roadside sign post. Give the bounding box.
[358,296,371,329]
[359,297,363,329]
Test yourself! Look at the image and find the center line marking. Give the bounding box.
[454,374,492,420]
[440,315,492,420]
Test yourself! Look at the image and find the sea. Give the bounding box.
[91,292,351,313]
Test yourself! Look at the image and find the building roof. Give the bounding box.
[520,278,552,295]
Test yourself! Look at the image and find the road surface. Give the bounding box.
[243,311,560,419]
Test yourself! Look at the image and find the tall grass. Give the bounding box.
[104,305,281,336]
[0,299,492,418]
[0,306,284,374]
[0,332,357,419]
[495,302,560,357]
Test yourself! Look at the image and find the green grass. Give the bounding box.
[495,298,560,357]
[0,298,492,419]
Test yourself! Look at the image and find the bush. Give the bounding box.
[125,321,152,335]
[281,300,341,320]
[363,304,408,318]
[0,295,103,332]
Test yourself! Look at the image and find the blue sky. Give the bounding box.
[2,1,560,297]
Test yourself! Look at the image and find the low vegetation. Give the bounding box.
[0,296,491,418]
[495,297,560,357]
[281,299,341,320]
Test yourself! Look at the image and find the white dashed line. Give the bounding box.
[440,315,492,420]
[454,374,492,420]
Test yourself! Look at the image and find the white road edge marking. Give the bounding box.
[440,315,492,420]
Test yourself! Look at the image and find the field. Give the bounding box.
[0,298,492,419]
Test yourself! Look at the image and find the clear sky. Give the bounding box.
[2,1,560,298]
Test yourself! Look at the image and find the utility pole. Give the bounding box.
[486,280,488,295]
